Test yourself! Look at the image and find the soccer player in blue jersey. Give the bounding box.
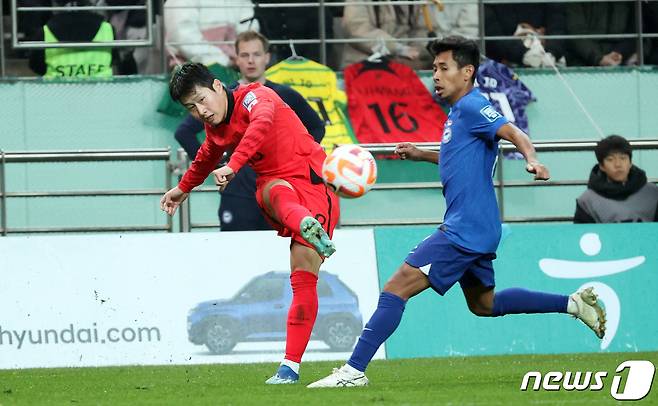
[308,36,607,388]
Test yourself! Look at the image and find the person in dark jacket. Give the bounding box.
[575,135,658,223]
[253,0,335,65]
[174,31,325,231]
[565,2,636,66]
[484,3,566,67]
[643,1,658,65]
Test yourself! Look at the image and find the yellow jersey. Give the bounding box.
[266,58,356,151]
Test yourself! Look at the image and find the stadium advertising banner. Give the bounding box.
[0,230,383,369]
[376,223,658,359]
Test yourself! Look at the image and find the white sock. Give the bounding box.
[342,363,362,375]
[281,359,300,374]
[567,295,578,315]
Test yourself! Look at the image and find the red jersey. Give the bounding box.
[344,59,447,144]
[178,83,325,193]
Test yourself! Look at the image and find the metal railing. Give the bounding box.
[1,140,656,233]
[2,0,658,77]
[0,148,173,235]
[162,0,658,69]
[175,139,658,229]
[9,0,154,49]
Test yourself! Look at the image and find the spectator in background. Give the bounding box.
[16,0,53,40]
[174,31,325,231]
[253,0,335,65]
[643,1,658,65]
[422,0,478,41]
[105,0,147,74]
[484,4,566,68]
[28,0,118,77]
[566,2,636,67]
[164,0,257,68]
[575,135,658,223]
[341,0,432,70]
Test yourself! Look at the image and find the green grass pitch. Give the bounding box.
[1,352,656,405]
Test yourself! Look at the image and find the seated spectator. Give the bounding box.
[253,0,335,64]
[566,2,636,67]
[106,0,147,74]
[575,135,658,223]
[164,0,257,68]
[28,0,118,77]
[341,0,432,70]
[174,31,325,231]
[643,1,658,65]
[17,0,52,40]
[484,4,566,68]
[423,0,478,40]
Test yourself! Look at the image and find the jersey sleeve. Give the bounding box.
[178,138,226,193]
[227,88,275,173]
[463,98,508,142]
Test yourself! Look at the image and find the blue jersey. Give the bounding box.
[476,59,535,134]
[440,87,508,253]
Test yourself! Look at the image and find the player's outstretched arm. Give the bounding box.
[395,142,439,164]
[496,123,550,180]
[160,186,189,216]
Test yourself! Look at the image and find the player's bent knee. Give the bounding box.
[467,303,493,317]
[261,179,294,220]
[383,263,429,300]
[468,306,492,317]
[262,179,293,200]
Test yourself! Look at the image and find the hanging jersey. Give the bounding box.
[266,58,355,152]
[476,58,535,134]
[344,58,447,144]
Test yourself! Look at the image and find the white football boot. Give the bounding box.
[307,364,369,388]
[568,287,606,339]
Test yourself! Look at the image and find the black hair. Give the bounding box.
[169,62,216,102]
[429,36,480,83]
[595,135,632,164]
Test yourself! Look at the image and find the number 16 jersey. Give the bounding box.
[344,59,447,144]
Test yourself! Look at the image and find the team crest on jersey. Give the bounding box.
[442,120,453,143]
[480,105,502,122]
[242,91,258,112]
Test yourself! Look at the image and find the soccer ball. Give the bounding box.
[322,145,377,198]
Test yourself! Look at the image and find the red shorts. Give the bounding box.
[255,171,340,249]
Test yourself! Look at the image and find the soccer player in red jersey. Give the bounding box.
[160,62,340,384]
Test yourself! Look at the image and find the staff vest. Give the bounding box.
[44,21,113,78]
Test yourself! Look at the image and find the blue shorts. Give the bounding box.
[405,228,496,296]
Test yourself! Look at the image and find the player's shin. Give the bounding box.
[284,270,319,364]
[268,184,311,234]
[347,291,406,372]
[491,288,569,316]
